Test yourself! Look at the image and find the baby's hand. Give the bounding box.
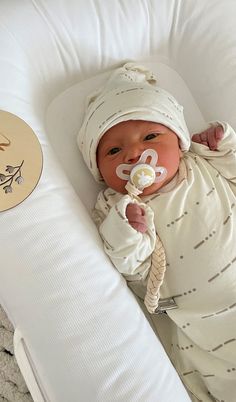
[126,203,147,233]
[192,124,224,150]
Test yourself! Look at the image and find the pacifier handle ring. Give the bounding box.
[139,149,158,166]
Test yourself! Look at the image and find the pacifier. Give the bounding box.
[116,149,167,193]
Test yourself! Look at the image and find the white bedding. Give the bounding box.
[0,1,236,401]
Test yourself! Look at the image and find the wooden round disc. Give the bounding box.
[0,111,43,212]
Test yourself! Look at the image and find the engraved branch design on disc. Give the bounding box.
[0,161,24,193]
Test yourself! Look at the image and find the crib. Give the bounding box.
[1,1,236,401]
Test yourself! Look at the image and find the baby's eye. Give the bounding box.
[108,147,121,155]
[144,133,158,141]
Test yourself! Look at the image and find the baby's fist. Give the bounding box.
[126,203,147,233]
[192,125,224,150]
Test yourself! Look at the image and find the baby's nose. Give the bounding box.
[125,148,142,164]
[127,155,140,164]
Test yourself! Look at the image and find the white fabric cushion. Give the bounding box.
[1,0,236,401]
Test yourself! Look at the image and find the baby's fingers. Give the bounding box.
[129,220,147,233]
[126,203,147,233]
[206,126,223,150]
[215,125,224,141]
[192,125,223,150]
[126,203,145,218]
[191,132,206,145]
[207,128,219,150]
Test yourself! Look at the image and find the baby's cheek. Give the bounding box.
[165,151,181,171]
[106,175,127,193]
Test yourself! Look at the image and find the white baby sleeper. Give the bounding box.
[93,122,236,401]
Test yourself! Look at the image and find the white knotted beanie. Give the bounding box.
[77,62,190,182]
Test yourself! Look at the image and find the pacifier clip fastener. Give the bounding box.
[153,297,178,314]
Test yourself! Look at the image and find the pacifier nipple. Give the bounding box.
[130,164,156,190]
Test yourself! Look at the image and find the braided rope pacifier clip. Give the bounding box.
[116,149,177,314]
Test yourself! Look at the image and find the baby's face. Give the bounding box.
[97,120,182,196]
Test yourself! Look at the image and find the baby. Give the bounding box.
[77,63,236,402]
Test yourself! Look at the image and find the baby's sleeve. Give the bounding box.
[190,121,236,184]
[93,192,156,277]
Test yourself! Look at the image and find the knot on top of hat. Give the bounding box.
[86,62,157,108]
[119,62,157,85]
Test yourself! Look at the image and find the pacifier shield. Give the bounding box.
[116,148,167,195]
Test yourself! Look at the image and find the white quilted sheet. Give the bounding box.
[0,1,236,401]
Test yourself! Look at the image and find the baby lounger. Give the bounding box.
[1,1,236,401]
